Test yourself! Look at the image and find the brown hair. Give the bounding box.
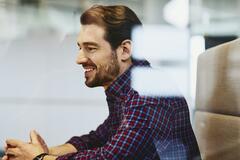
[80,5,142,49]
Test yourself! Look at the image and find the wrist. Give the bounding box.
[43,155,58,160]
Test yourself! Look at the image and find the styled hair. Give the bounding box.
[80,5,142,49]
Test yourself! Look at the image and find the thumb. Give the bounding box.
[30,130,40,145]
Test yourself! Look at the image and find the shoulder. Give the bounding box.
[125,89,187,109]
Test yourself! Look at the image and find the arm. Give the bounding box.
[59,115,111,152]
[48,143,77,156]
[56,107,154,160]
[41,118,114,160]
[56,128,152,160]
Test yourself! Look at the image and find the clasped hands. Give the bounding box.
[2,130,49,160]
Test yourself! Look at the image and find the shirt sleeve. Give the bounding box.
[56,108,153,160]
[66,115,111,151]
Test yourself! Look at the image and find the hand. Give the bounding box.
[3,130,48,160]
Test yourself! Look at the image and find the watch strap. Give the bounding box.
[33,153,48,160]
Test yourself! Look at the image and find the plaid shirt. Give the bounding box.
[57,60,201,160]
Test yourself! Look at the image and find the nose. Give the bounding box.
[76,51,88,65]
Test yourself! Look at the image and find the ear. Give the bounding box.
[117,39,132,62]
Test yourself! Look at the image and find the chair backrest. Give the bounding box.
[194,38,240,160]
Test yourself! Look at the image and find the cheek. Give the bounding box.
[92,50,118,71]
[96,64,107,74]
[94,56,111,69]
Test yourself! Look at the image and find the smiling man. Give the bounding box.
[3,5,201,160]
[77,24,121,89]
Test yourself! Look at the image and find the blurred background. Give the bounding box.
[0,0,240,156]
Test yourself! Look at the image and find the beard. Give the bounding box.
[85,52,120,88]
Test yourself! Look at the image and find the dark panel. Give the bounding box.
[204,35,238,49]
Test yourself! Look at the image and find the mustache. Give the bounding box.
[82,59,97,68]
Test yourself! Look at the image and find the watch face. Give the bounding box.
[33,153,47,160]
[33,157,38,160]
[37,156,43,160]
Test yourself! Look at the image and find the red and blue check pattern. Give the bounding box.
[57,59,201,160]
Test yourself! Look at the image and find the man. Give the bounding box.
[3,5,201,160]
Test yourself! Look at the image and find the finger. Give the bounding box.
[5,147,21,157]
[37,133,47,147]
[6,155,18,160]
[6,139,24,148]
[2,155,8,160]
[5,154,19,160]
[33,130,49,153]
[2,155,15,160]
[30,130,41,145]
[31,130,48,147]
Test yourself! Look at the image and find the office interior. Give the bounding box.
[0,0,239,159]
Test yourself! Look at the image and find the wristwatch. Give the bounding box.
[33,153,48,160]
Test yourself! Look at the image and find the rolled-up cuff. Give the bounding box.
[66,136,87,151]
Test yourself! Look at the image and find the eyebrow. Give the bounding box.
[77,42,99,47]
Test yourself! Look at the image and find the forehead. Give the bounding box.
[77,24,106,45]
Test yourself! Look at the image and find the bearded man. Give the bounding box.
[3,5,201,160]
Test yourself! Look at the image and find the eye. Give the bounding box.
[86,47,97,53]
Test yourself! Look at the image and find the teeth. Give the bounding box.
[85,68,94,72]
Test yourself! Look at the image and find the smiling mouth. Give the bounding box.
[83,66,96,77]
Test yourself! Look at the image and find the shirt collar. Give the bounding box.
[105,59,150,101]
